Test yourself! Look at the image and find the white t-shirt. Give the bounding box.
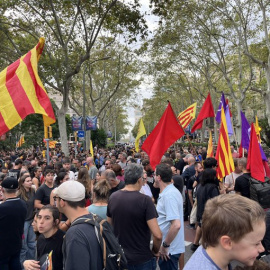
[140,184,153,198]
[224,171,243,194]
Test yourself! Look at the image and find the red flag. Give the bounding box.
[247,123,265,182]
[142,102,185,170]
[263,160,270,178]
[191,93,215,133]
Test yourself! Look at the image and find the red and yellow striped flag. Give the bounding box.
[177,103,197,129]
[16,135,25,148]
[215,107,235,180]
[206,131,214,158]
[0,37,55,136]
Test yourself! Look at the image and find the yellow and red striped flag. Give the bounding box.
[0,37,55,137]
[215,107,235,180]
[206,131,214,158]
[16,135,25,148]
[177,103,197,129]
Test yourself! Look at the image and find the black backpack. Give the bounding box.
[71,215,128,270]
[249,177,270,209]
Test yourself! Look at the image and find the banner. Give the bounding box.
[71,116,83,131]
[86,116,97,130]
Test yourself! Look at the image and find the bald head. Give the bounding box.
[86,157,94,165]
[188,157,195,165]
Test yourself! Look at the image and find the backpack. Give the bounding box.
[71,215,128,270]
[249,176,270,209]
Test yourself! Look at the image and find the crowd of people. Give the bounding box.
[0,144,270,270]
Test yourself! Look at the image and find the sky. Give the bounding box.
[123,0,159,140]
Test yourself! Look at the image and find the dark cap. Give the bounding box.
[1,177,18,189]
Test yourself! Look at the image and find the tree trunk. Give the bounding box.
[85,130,91,152]
[265,66,270,127]
[57,105,69,156]
[235,100,242,144]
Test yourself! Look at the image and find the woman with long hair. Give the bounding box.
[191,168,220,252]
[111,163,124,181]
[77,166,92,206]
[31,167,42,190]
[87,179,110,219]
[17,174,36,265]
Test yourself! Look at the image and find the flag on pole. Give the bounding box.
[191,93,215,133]
[254,116,261,143]
[49,141,57,148]
[240,111,250,150]
[177,103,197,129]
[16,135,25,148]
[0,37,55,137]
[225,103,234,136]
[142,102,185,170]
[216,93,226,123]
[215,107,235,180]
[135,118,146,152]
[247,123,265,182]
[216,93,233,136]
[90,140,94,158]
[206,131,214,158]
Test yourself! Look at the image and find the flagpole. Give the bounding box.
[45,138,50,165]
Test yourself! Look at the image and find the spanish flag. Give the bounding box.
[177,103,197,129]
[0,37,55,137]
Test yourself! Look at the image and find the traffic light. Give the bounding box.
[48,126,52,138]
[44,125,52,139]
[44,125,48,139]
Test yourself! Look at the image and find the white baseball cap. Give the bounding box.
[54,181,85,202]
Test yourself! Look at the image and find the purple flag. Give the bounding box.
[259,144,268,161]
[241,111,268,162]
[216,93,226,123]
[241,111,250,150]
[225,104,234,136]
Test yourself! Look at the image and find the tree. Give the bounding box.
[0,0,148,154]
[147,0,266,143]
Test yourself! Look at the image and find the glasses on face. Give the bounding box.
[53,196,63,201]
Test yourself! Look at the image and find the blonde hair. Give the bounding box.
[202,194,265,248]
[93,179,110,203]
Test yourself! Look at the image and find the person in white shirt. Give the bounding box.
[224,158,242,194]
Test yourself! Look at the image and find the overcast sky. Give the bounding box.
[123,0,159,140]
